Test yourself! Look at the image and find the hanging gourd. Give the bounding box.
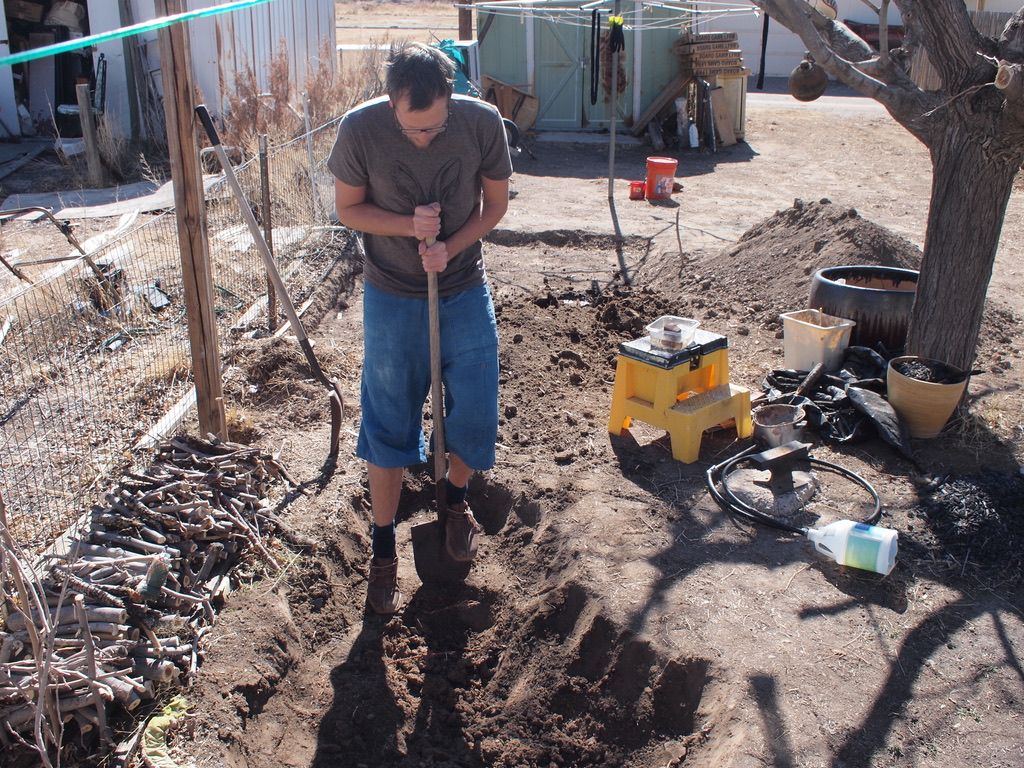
[789,52,828,102]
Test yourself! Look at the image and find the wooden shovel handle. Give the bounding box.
[425,238,446,511]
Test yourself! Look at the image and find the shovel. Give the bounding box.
[194,105,344,465]
[411,241,471,584]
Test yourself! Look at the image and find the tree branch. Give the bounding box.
[880,0,891,60]
[895,0,991,89]
[752,0,929,124]
[998,8,1024,63]
[995,61,1024,128]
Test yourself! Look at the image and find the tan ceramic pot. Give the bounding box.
[886,356,968,439]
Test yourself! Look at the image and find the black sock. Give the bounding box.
[371,522,396,561]
[445,478,467,505]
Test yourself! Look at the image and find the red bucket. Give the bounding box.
[645,156,678,200]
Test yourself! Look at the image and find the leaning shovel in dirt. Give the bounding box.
[194,105,344,466]
[410,243,472,585]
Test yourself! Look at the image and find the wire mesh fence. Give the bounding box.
[0,117,347,553]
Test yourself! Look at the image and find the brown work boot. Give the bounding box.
[445,502,482,563]
[367,557,402,614]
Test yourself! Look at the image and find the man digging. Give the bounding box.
[329,42,512,614]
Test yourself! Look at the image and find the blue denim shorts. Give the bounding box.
[357,281,499,470]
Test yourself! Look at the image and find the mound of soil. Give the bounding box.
[157,222,1024,768]
[677,198,922,331]
[224,336,347,425]
[667,199,1021,371]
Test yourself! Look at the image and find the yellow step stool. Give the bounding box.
[608,331,752,463]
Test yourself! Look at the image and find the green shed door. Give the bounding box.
[535,17,584,130]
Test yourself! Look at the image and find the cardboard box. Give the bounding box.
[7,1,47,24]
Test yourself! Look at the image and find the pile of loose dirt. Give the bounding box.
[676,198,922,331]
[668,198,1021,370]
[224,336,347,425]
[186,470,713,768]
[166,227,1024,768]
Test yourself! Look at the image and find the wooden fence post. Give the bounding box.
[156,0,226,439]
[459,0,473,39]
[258,134,278,333]
[75,84,103,187]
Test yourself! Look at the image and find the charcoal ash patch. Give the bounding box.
[907,473,1024,582]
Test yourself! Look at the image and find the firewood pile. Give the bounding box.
[672,32,744,78]
[0,435,293,762]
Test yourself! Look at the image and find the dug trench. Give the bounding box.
[185,286,718,768]
[178,203,1024,768]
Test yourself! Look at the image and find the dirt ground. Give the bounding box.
[148,87,1024,768]
[5,2,1022,762]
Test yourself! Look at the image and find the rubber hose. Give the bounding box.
[706,448,882,534]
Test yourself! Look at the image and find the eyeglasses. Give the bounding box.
[394,110,450,136]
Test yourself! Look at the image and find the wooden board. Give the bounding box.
[676,32,737,45]
[631,74,687,136]
[710,87,736,147]
[673,41,738,54]
[480,75,539,132]
[716,69,749,141]
[677,51,744,63]
[683,65,746,78]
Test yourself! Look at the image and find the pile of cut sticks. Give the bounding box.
[0,435,292,763]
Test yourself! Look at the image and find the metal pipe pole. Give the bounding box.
[607,1,631,285]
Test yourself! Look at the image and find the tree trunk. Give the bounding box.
[905,127,1019,370]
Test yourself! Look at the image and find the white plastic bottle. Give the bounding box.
[688,120,699,149]
[804,520,898,575]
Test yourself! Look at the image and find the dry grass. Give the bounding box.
[304,39,350,127]
[220,38,390,153]
[143,347,191,387]
[225,407,262,444]
[96,114,133,182]
[336,0,460,45]
[952,389,1024,463]
[220,42,301,152]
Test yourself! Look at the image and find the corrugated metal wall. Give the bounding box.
[186,0,336,114]
[81,0,335,138]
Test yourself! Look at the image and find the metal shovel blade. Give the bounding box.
[411,517,471,585]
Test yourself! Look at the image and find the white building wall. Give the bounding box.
[710,1,1016,80]
[0,13,18,137]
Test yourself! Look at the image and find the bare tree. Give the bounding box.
[751,1,1024,371]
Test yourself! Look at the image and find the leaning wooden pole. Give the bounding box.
[156,0,226,439]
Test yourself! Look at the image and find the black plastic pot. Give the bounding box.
[808,266,919,352]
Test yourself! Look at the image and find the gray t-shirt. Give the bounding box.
[328,94,513,297]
